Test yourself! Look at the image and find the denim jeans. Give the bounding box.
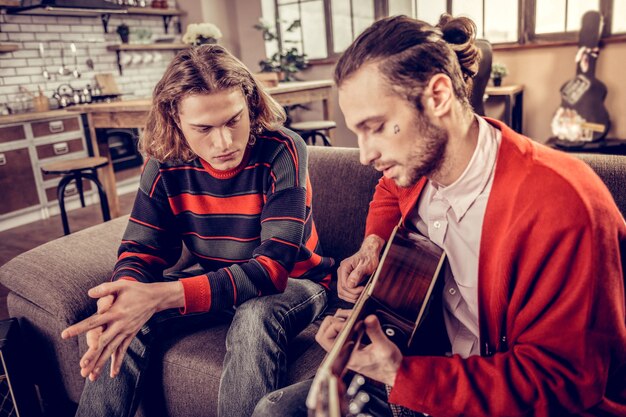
[75,278,327,417]
[252,374,396,417]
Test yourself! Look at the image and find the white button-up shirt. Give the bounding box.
[411,116,501,358]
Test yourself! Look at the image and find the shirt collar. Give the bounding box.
[431,116,501,221]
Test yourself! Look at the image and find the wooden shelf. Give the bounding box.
[3,6,185,34]
[126,7,185,34]
[107,43,188,52]
[0,43,19,53]
[107,43,189,75]
[126,7,185,16]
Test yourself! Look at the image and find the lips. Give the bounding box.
[215,150,238,161]
[375,164,395,177]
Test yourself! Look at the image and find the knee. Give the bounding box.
[252,380,311,417]
[230,298,284,335]
[251,389,291,417]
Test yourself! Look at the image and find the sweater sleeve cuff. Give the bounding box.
[179,275,211,314]
[388,357,428,413]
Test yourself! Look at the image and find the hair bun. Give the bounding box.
[436,14,480,79]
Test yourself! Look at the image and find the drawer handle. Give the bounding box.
[53,142,69,155]
[0,153,5,166]
[49,121,65,133]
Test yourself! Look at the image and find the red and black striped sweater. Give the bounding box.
[112,128,334,314]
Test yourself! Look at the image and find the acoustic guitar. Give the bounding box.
[306,225,447,417]
[551,10,610,147]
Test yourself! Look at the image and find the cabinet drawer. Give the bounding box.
[36,138,84,160]
[0,148,40,214]
[31,117,80,138]
[45,180,92,203]
[0,125,26,144]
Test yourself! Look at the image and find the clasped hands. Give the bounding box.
[61,279,183,381]
[317,235,403,387]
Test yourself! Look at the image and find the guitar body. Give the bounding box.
[551,11,610,147]
[307,226,448,416]
[364,227,448,355]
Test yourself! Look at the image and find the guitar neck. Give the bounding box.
[305,228,400,412]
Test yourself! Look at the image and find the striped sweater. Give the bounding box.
[112,128,334,314]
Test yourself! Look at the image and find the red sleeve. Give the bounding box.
[365,177,403,240]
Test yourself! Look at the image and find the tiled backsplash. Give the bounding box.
[0,2,180,112]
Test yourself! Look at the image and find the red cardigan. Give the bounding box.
[367,119,626,416]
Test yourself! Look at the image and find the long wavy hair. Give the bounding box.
[141,44,286,162]
[334,14,480,113]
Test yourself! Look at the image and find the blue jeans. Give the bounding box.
[252,374,397,417]
[75,278,327,417]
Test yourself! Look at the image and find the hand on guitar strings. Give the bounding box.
[338,235,385,303]
[316,310,403,387]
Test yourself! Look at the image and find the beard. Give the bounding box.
[395,113,448,187]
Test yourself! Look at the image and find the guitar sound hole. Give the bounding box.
[381,324,407,346]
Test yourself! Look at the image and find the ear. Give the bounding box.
[424,74,454,118]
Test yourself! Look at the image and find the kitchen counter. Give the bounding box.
[0,109,73,125]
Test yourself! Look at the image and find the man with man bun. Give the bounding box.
[253,14,626,417]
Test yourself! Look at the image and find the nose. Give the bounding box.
[358,134,379,166]
[215,127,233,150]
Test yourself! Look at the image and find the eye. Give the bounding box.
[227,116,242,127]
[196,126,213,134]
[373,123,385,134]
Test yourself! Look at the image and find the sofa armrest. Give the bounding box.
[0,216,128,324]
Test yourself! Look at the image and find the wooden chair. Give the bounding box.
[289,120,335,146]
[40,156,111,235]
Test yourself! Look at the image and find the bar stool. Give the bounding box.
[40,156,111,235]
[289,120,335,146]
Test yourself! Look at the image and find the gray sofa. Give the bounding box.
[1,146,625,417]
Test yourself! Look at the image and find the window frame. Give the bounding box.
[264,0,626,65]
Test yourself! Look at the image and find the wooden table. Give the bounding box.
[70,79,334,218]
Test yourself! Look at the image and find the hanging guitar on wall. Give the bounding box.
[551,10,610,147]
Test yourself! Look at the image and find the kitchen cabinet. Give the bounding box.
[0,115,93,231]
[0,147,39,215]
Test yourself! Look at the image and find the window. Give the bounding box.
[331,0,376,52]
[535,0,600,34]
[261,0,328,60]
[262,0,382,61]
[260,0,626,63]
[614,0,626,33]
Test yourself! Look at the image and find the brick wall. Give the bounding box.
[0,1,180,112]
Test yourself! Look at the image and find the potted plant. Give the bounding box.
[254,19,309,82]
[116,24,130,44]
[491,62,508,86]
[182,23,223,46]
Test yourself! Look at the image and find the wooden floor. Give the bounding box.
[0,193,136,320]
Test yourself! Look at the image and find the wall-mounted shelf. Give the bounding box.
[106,44,189,52]
[0,43,19,53]
[4,6,185,34]
[126,7,186,34]
[107,43,189,75]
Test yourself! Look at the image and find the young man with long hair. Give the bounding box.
[61,45,334,417]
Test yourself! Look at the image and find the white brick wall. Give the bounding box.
[0,1,180,111]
